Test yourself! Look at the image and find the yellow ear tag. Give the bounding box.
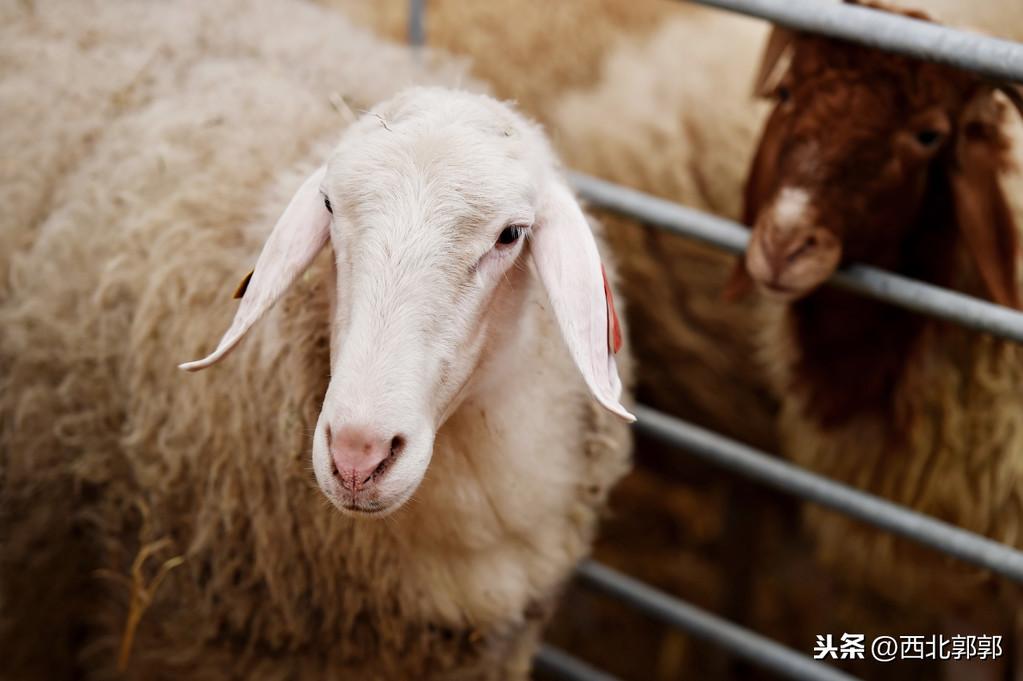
[233,269,254,300]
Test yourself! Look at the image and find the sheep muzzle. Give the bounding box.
[745,192,842,300]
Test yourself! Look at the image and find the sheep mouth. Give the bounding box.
[762,281,795,294]
[755,279,808,301]
[342,503,388,516]
[331,483,419,519]
[334,498,399,519]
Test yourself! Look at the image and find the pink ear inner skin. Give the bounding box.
[602,265,623,355]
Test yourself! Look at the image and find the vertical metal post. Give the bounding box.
[408,0,426,48]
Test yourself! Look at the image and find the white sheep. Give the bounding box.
[0,2,633,679]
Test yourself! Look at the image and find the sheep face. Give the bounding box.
[180,88,632,518]
[737,8,1021,307]
[312,95,546,515]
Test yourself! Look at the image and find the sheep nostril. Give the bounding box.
[366,435,407,482]
[390,435,406,456]
[786,235,818,263]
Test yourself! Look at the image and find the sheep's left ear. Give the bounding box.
[950,89,1021,309]
[179,165,332,371]
[531,179,635,422]
[996,83,1023,120]
[753,25,796,98]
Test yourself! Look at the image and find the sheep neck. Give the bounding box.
[781,163,968,431]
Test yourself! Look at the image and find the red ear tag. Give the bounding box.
[233,269,254,300]
[601,264,623,355]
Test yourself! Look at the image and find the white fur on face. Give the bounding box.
[311,89,548,516]
[771,186,812,230]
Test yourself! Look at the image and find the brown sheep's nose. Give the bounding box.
[747,224,842,297]
[779,231,821,267]
[326,425,406,491]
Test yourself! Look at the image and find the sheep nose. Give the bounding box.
[757,226,836,275]
[746,222,841,297]
[769,230,820,273]
[326,425,405,491]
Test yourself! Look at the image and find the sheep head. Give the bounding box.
[179,88,632,517]
[733,1,1022,308]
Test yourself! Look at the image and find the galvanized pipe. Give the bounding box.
[634,405,1023,583]
[577,561,861,681]
[569,172,1023,345]
[408,0,426,48]
[690,0,1023,84]
[534,645,623,681]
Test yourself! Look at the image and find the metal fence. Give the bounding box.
[408,1,1023,679]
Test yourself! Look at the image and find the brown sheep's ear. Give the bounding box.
[737,72,792,302]
[995,83,1023,120]
[722,257,753,302]
[949,89,1021,309]
[753,26,796,98]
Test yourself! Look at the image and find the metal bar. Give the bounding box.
[534,645,623,681]
[634,404,1023,583]
[408,0,426,48]
[576,560,860,681]
[689,0,1023,84]
[569,172,1023,345]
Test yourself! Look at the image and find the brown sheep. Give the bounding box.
[731,0,1023,672]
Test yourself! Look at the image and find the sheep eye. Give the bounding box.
[915,129,942,148]
[776,85,791,103]
[496,225,524,246]
[324,196,333,214]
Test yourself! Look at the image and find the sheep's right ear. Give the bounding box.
[729,93,788,302]
[753,25,796,97]
[722,259,753,301]
[531,179,635,423]
[949,89,1021,310]
[179,165,332,371]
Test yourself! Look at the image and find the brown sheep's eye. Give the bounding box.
[915,129,942,148]
[496,225,524,247]
[324,196,333,214]
[776,85,791,103]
